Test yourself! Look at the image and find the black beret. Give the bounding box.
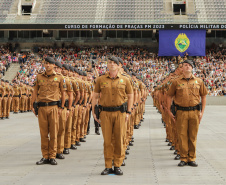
[78,71,83,76]
[55,61,62,68]
[69,65,74,72]
[117,57,123,65]
[109,56,119,65]
[5,80,9,83]
[45,57,55,64]
[122,66,129,73]
[132,72,137,76]
[83,71,87,76]
[183,60,194,68]
[1,79,4,82]
[62,64,69,71]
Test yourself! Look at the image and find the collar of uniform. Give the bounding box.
[106,72,121,79]
[180,74,195,80]
[43,71,56,77]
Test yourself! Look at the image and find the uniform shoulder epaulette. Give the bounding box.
[56,72,62,75]
[99,73,105,76]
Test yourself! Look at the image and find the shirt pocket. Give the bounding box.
[49,80,59,92]
[100,84,109,94]
[39,82,48,92]
[117,83,126,91]
[176,86,186,96]
[191,84,200,95]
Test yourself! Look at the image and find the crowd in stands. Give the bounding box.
[5,44,226,96]
[0,45,12,77]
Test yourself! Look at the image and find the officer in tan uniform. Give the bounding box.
[54,61,68,159]
[70,67,80,150]
[27,84,33,112]
[92,56,133,175]
[32,57,66,165]
[167,60,207,167]
[2,80,11,119]
[83,72,93,137]
[73,70,85,146]
[79,72,89,142]
[0,80,5,119]
[61,64,73,155]
[20,81,28,113]
[12,81,21,114]
[5,80,14,118]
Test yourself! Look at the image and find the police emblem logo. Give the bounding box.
[54,77,58,81]
[120,79,123,83]
[175,33,190,53]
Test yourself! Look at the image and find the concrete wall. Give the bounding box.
[206,96,226,106]
[147,96,226,106]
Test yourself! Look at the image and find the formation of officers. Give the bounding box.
[0,79,33,119]
[152,60,207,167]
[31,56,148,176]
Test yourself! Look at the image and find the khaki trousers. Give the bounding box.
[71,105,79,145]
[7,97,12,117]
[100,111,126,168]
[12,97,19,113]
[64,110,72,148]
[57,108,67,153]
[76,106,83,142]
[80,107,87,138]
[84,106,91,135]
[0,98,2,118]
[20,95,26,111]
[176,110,200,162]
[38,105,59,159]
[2,97,8,117]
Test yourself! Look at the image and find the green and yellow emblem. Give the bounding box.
[120,79,124,83]
[175,33,190,53]
[54,77,58,81]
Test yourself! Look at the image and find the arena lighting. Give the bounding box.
[43,29,49,34]
[207,29,211,34]
[98,29,102,34]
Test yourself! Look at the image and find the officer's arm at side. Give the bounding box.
[200,80,208,116]
[166,80,177,112]
[125,77,134,113]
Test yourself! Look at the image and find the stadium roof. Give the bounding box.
[1,0,226,29]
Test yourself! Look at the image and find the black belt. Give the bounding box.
[38,101,59,107]
[10,95,12,97]
[29,95,31,97]
[99,102,127,113]
[22,94,26,95]
[64,99,69,108]
[0,94,1,97]
[176,104,200,111]
[4,95,8,97]
[13,95,20,97]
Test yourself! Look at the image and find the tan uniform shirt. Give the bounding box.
[0,85,5,96]
[4,85,10,96]
[13,85,21,96]
[94,72,133,107]
[167,74,208,107]
[34,71,66,102]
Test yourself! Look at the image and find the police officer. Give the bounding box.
[167,60,207,167]
[0,80,5,119]
[32,57,66,165]
[2,80,11,119]
[92,56,133,175]
[12,81,21,114]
